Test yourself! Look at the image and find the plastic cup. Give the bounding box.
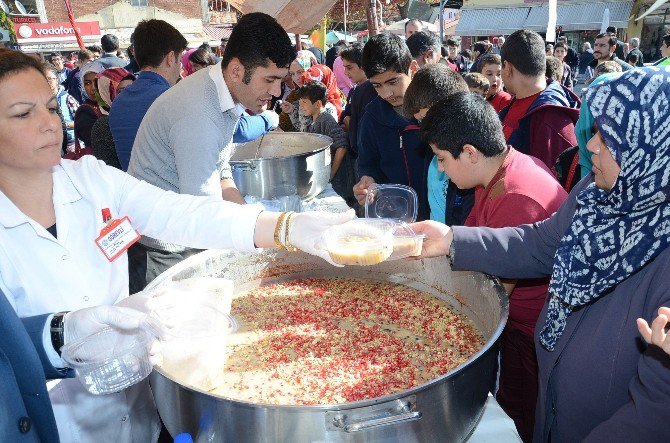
[324,219,396,266]
[61,327,153,395]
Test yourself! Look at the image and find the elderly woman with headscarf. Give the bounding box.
[410,66,670,442]
[90,67,136,169]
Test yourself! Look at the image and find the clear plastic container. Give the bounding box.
[150,300,238,391]
[364,184,418,223]
[324,218,395,266]
[390,223,425,260]
[61,326,153,395]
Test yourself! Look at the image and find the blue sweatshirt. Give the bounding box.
[357,96,430,220]
[109,71,170,171]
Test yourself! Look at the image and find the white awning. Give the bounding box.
[456,1,633,36]
[456,7,531,37]
[524,1,634,32]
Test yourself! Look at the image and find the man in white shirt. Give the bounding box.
[126,12,297,292]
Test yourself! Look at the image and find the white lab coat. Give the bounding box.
[0,156,262,442]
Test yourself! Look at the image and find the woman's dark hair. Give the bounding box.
[131,19,188,69]
[340,42,364,67]
[361,33,412,79]
[221,12,296,84]
[298,80,327,105]
[404,63,468,117]
[189,48,216,67]
[420,92,507,159]
[473,41,491,55]
[0,48,47,83]
[500,29,546,77]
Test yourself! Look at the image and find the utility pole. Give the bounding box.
[366,0,380,36]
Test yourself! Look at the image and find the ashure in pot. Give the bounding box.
[148,249,508,443]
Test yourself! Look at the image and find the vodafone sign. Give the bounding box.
[14,21,101,44]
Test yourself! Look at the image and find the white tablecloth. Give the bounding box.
[308,186,521,442]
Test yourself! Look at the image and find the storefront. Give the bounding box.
[13,20,101,55]
[455,1,634,51]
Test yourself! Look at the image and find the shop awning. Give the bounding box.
[456,7,531,37]
[523,1,634,32]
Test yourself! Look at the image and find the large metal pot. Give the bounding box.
[148,250,508,442]
[230,133,332,200]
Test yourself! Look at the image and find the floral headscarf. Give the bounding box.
[540,66,670,351]
[295,50,318,70]
[301,64,343,117]
[94,68,136,115]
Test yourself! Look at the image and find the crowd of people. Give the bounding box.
[1,10,670,443]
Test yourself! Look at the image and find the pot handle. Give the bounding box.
[332,399,422,433]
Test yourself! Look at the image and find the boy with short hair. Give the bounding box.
[477,53,512,112]
[338,42,377,160]
[299,81,356,206]
[463,72,489,97]
[354,33,429,220]
[420,93,567,443]
[403,63,473,226]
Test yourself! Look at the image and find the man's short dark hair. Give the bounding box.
[420,93,507,158]
[101,34,119,53]
[606,26,617,35]
[596,33,617,48]
[554,42,567,51]
[132,20,187,69]
[221,12,296,84]
[49,52,62,61]
[545,56,563,82]
[628,53,639,64]
[477,53,501,72]
[664,34,670,48]
[406,31,441,59]
[500,30,546,77]
[340,42,364,67]
[298,80,327,105]
[463,72,490,91]
[403,63,468,116]
[361,33,412,78]
[86,44,102,54]
[446,38,458,47]
[461,49,472,59]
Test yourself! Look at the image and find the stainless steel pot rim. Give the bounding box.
[148,249,509,412]
[230,133,333,162]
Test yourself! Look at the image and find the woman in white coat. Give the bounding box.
[0,48,352,442]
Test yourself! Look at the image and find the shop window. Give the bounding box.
[130,0,149,6]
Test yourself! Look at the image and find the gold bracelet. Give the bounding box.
[274,212,288,250]
[284,212,298,252]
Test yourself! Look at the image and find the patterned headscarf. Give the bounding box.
[181,48,197,76]
[295,50,318,70]
[301,64,343,117]
[540,66,670,351]
[94,68,136,115]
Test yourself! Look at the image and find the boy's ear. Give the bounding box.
[462,144,481,164]
[408,59,420,78]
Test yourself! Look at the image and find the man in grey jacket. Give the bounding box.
[126,12,297,291]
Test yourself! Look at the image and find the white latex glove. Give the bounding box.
[288,209,356,266]
[115,292,151,314]
[63,305,147,344]
[261,109,280,130]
